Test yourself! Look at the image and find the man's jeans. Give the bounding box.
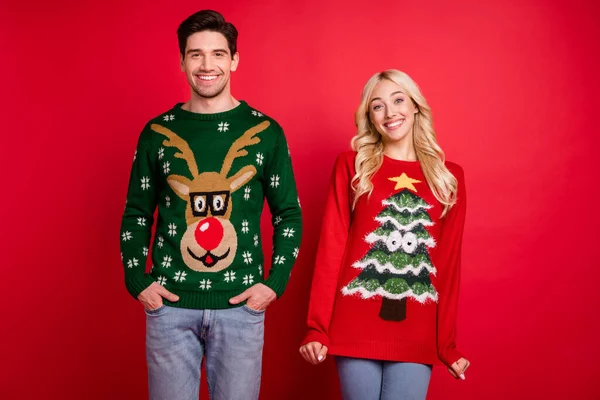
[145,305,265,400]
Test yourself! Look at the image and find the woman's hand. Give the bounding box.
[447,357,470,380]
[299,341,328,365]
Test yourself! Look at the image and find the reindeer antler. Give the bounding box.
[220,121,271,177]
[151,124,199,177]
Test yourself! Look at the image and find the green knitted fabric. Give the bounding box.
[120,101,302,309]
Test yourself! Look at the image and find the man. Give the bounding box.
[120,10,302,399]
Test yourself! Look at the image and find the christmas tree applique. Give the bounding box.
[342,173,438,322]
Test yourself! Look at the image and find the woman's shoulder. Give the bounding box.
[444,160,465,179]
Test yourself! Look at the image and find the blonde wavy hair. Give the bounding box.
[351,69,458,216]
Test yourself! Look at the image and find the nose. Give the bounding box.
[385,106,398,119]
[195,217,224,251]
[200,56,213,71]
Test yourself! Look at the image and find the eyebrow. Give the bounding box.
[370,91,405,103]
[186,48,230,55]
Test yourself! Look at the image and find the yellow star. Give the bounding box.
[388,173,421,191]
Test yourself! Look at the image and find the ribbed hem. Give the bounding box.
[328,340,442,366]
[301,330,330,348]
[264,271,290,298]
[171,100,250,121]
[125,274,156,299]
[161,286,249,310]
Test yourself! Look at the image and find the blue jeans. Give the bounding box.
[145,305,265,400]
[335,356,432,400]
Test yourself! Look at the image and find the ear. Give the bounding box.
[228,165,256,192]
[167,175,192,200]
[180,53,185,72]
[231,52,239,72]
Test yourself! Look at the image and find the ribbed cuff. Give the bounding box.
[301,329,330,348]
[439,347,464,368]
[264,270,290,298]
[125,274,155,299]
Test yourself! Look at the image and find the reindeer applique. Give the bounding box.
[150,121,271,272]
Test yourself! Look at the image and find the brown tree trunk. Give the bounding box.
[379,297,407,321]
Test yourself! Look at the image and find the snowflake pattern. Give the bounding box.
[274,216,283,226]
[256,153,264,165]
[254,234,259,247]
[251,110,264,117]
[133,150,137,162]
[274,255,286,265]
[157,276,167,286]
[163,161,170,174]
[157,235,164,248]
[126,258,139,269]
[163,114,175,122]
[243,274,254,285]
[270,175,280,188]
[243,251,253,264]
[293,247,299,258]
[224,271,236,282]
[141,177,150,190]
[165,196,171,208]
[218,122,230,132]
[143,247,149,257]
[242,220,249,234]
[283,227,295,238]
[137,217,146,227]
[258,264,263,276]
[174,270,187,282]
[244,186,251,200]
[199,279,212,290]
[122,231,132,241]
[168,223,177,236]
[161,255,173,268]
[158,148,165,160]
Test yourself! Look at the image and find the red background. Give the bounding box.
[2,0,599,398]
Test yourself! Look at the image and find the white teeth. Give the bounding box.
[386,120,404,128]
[199,75,217,81]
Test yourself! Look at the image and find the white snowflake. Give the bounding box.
[243,274,254,285]
[163,161,170,174]
[121,231,132,241]
[218,122,230,132]
[243,251,253,264]
[293,247,299,258]
[158,148,165,160]
[254,234,259,247]
[199,279,212,290]
[162,255,172,268]
[163,114,175,121]
[157,235,164,248]
[270,175,280,188]
[150,264,155,273]
[143,247,149,257]
[133,150,137,161]
[256,153,264,165]
[141,177,150,190]
[242,220,249,234]
[244,186,251,200]
[274,216,283,226]
[224,271,236,282]
[174,270,187,282]
[137,217,146,226]
[126,258,139,269]
[298,197,301,207]
[168,223,177,237]
[274,255,286,265]
[283,227,295,238]
[251,110,263,117]
[165,196,171,208]
[258,264,263,276]
[157,276,167,286]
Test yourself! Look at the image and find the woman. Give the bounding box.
[300,70,470,400]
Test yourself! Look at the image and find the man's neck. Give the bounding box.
[182,92,240,114]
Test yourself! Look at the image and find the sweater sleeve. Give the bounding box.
[435,165,467,367]
[262,127,302,297]
[301,153,353,347]
[120,133,158,299]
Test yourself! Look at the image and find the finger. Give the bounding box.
[317,345,328,362]
[300,347,310,363]
[158,286,180,302]
[447,367,459,379]
[229,289,251,304]
[309,343,321,364]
